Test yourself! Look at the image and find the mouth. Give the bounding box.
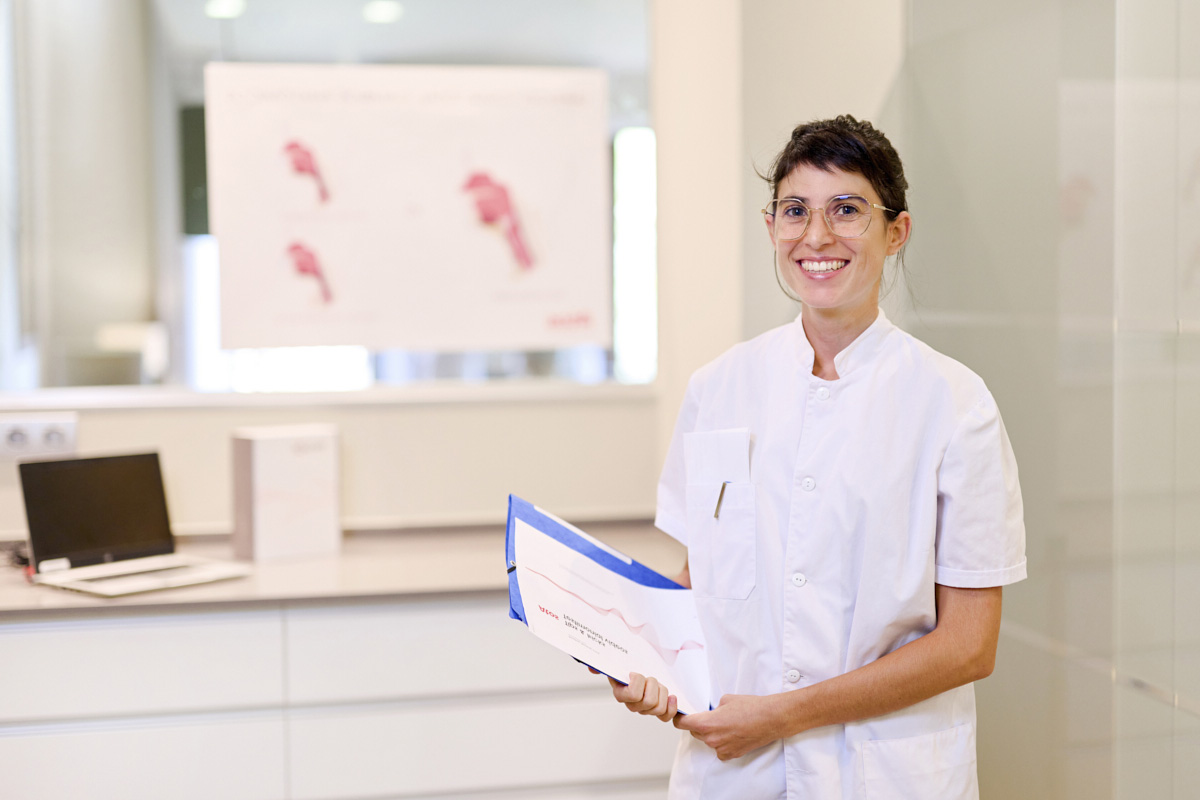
[799,259,848,275]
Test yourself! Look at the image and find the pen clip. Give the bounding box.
[713,481,730,519]
[507,560,516,574]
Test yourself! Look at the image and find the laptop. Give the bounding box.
[19,452,251,597]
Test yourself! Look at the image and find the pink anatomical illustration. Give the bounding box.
[284,140,330,203]
[463,172,534,270]
[526,565,704,667]
[287,242,333,304]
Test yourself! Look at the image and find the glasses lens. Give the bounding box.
[826,196,872,237]
[768,199,810,240]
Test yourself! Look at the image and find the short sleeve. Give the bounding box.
[654,374,702,544]
[935,390,1027,588]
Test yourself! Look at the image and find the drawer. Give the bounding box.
[287,691,679,799]
[0,711,286,799]
[408,781,670,800]
[0,610,284,722]
[285,597,595,704]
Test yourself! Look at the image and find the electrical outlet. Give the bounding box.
[0,413,79,461]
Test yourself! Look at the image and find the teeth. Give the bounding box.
[800,260,847,273]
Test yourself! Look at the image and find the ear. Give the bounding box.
[763,209,778,249]
[885,211,912,256]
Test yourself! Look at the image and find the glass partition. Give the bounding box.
[883,0,1199,795]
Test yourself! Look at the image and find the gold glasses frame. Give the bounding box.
[761,195,897,241]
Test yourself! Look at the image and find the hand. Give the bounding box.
[609,672,678,722]
[675,559,691,589]
[673,693,781,760]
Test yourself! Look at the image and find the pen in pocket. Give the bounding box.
[714,481,731,519]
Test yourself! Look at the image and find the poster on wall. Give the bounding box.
[205,63,611,351]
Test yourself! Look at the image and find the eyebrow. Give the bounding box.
[779,193,863,204]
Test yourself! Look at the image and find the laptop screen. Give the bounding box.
[20,453,175,571]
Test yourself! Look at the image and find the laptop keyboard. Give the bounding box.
[69,562,250,596]
[34,554,251,596]
[82,565,201,583]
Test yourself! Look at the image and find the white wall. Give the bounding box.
[1110,0,1199,794]
[652,0,745,464]
[0,386,662,538]
[740,0,907,340]
[0,0,26,391]
[16,0,156,387]
[148,5,186,387]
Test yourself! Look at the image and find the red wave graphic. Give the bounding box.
[525,565,704,667]
[463,172,534,270]
[286,241,333,304]
[284,140,330,203]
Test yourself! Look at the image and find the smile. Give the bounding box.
[799,260,847,274]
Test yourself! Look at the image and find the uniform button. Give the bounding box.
[791,572,807,588]
[816,386,830,401]
[802,477,816,492]
[785,669,802,683]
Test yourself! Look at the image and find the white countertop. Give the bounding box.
[0,522,686,617]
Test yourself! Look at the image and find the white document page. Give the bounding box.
[513,518,711,714]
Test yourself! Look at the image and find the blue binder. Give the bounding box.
[505,494,686,628]
[505,494,712,712]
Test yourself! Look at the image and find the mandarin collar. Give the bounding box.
[792,308,893,379]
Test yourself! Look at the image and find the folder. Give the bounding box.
[505,494,711,714]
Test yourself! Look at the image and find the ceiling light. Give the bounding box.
[362,1,404,24]
[205,0,246,19]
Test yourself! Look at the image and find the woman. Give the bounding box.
[609,116,1026,799]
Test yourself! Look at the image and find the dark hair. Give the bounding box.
[766,115,908,219]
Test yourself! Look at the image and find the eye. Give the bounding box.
[829,198,867,218]
[778,201,809,219]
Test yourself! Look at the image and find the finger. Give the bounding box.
[656,694,678,722]
[641,677,668,716]
[624,672,646,703]
[609,674,637,703]
[673,711,694,730]
[587,667,600,674]
[635,676,662,713]
[651,684,670,718]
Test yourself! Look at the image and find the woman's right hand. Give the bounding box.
[608,672,678,722]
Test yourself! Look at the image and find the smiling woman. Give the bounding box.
[766,165,910,369]
[762,117,911,379]
[606,115,1026,800]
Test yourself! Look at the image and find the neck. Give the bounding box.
[802,303,880,380]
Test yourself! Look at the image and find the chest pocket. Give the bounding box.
[684,482,756,600]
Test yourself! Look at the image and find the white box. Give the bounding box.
[232,424,341,562]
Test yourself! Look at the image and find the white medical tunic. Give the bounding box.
[655,310,1026,800]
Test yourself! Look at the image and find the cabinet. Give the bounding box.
[0,594,677,799]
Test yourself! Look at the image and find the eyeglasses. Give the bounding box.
[761,195,896,240]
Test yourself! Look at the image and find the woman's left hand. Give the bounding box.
[673,693,782,761]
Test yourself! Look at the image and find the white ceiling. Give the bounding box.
[152,0,650,119]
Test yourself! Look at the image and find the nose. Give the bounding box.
[799,208,837,248]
